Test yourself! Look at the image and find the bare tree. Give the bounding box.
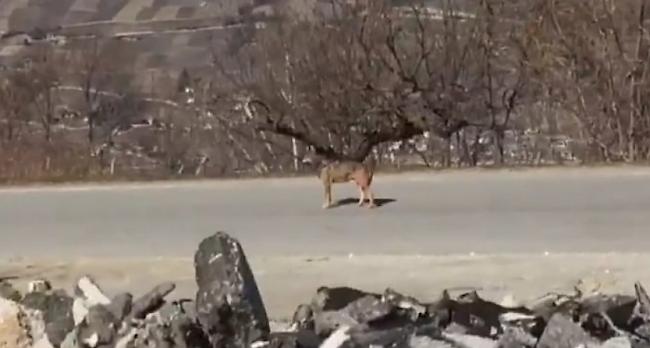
[521,0,650,162]
[0,68,35,142]
[212,1,441,162]
[68,39,137,145]
[28,47,61,143]
[210,0,532,167]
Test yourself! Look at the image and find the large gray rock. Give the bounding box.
[343,295,393,324]
[264,331,322,348]
[169,313,210,348]
[495,326,536,348]
[194,231,270,347]
[383,288,427,322]
[441,332,497,347]
[447,291,512,338]
[408,336,455,348]
[346,326,414,347]
[537,313,600,348]
[314,295,393,336]
[290,304,314,331]
[314,311,359,337]
[634,282,650,322]
[311,287,379,312]
[107,293,133,322]
[600,337,633,348]
[21,289,74,347]
[76,305,119,348]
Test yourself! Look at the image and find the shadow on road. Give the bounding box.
[335,197,397,208]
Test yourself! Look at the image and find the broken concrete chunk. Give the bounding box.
[383,287,427,320]
[291,303,314,331]
[265,331,322,348]
[28,279,52,294]
[496,326,537,348]
[73,297,90,326]
[127,282,175,320]
[0,297,32,348]
[76,305,119,348]
[0,280,22,302]
[75,276,111,306]
[314,310,359,337]
[600,336,633,348]
[442,332,498,348]
[169,313,211,348]
[60,331,77,348]
[344,295,393,324]
[311,286,379,312]
[24,308,53,348]
[319,326,352,348]
[107,292,133,322]
[409,335,456,348]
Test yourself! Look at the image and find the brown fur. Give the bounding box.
[304,154,377,209]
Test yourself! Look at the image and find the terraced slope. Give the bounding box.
[1,0,251,32]
[0,0,283,73]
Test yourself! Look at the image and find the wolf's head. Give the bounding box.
[301,151,328,166]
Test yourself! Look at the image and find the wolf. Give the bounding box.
[302,153,377,209]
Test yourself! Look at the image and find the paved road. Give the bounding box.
[2,167,650,260]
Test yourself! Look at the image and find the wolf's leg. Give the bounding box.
[357,184,366,206]
[365,187,376,209]
[322,180,333,209]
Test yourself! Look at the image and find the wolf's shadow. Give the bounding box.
[334,197,397,208]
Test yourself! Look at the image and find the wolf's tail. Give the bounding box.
[363,155,377,186]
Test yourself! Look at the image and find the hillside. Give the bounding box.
[0,0,307,76]
[0,0,640,183]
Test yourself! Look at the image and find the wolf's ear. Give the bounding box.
[302,149,324,166]
[302,150,316,163]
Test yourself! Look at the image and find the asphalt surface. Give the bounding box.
[2,167,650,260]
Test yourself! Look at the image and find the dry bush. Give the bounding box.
[0,139,100,183]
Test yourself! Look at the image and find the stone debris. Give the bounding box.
[127,282,175,321]
[0,297,32,348]
[2,231,650,348]
[0,280,21,302]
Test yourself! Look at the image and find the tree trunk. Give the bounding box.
[88,117,95,144]
[45,125,51,143]
[494,129,505,165]
[444,137,452,168]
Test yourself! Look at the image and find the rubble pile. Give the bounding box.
[1,231,650,347]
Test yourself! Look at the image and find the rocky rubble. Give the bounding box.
[2,231,650,347]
